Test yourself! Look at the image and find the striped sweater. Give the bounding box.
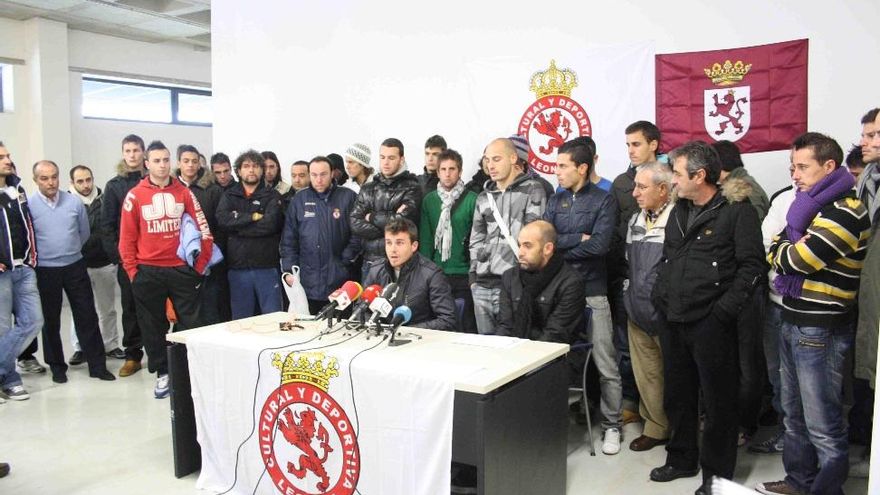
[768,192,871,327]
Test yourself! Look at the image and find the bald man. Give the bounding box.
[497,220,584,342]
[29,161,114,384]
[469,138,547,335]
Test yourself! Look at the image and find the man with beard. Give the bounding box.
[217,150,284,318]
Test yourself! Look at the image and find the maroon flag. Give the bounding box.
[656,39,808,153]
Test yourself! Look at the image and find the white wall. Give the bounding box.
[212,0,880,195]
[0,18,213,191]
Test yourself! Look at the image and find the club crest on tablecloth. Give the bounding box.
[259,351,361,495]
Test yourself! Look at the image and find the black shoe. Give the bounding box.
[105,348,126,360]
[748,428,784,454]
[650,464,700,482]
[89,369,116,381]
[0,462,9,478]
[68,351,85,366]
[695,486,707,495]
[52,372,68,384]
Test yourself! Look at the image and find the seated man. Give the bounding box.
[496,220,584,343]
[363,218,456,330]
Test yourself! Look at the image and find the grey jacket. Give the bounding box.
[855,220,880,387]
[623,203,672,336]
[469,173,547,286]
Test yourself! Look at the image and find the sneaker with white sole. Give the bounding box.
[16,358,46,374]
[755,480,805,495]
[1,385,30,401]
[602,427,621,455]
[154,374,170,399]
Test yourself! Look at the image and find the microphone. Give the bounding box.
[388,305,413,346]
[367,283,399,324]
[348,284,382,322]
[315,281,363,320]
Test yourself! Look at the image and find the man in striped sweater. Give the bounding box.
[757,133,871,495]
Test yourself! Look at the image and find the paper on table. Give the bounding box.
[451,334,523,349]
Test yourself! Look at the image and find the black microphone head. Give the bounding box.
[380,282,399,300]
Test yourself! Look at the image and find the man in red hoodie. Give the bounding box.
[119,140,213,399]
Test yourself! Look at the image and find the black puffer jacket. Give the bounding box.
[364,254,456,331]
[101,161,145,264]
[496,261,585,343]
[651,188,766,324]
[350,169,422,263]
[215,182,284,269]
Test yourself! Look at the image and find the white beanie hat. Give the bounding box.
[344,143,371,168]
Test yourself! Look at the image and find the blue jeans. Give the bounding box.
[228,268,282,319]
[471,285,500,335]
[0,267,44,388]
[763,301,784,416]
[780,320,852,495]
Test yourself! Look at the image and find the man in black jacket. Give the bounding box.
[100,134,146,377]
[649,141,765,494]
[176,144,228,324]
[350,138,422,280]
[497,220,584,343]
[216,150,284,319]
[67,165,123,365]
[363,218,456,330]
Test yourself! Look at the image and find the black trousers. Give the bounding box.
[35,260,108,376]
[130,265,203,376]
[18,337,37,360]
[117,264,144,361]
[661,313,739,482]
[737,286,767,434]
[446,274,477,333]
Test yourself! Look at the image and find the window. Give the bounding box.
[81,76,212,126]
[0,64,13,113]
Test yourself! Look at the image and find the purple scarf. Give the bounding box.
[774,166,855,298]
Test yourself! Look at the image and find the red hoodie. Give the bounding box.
[119,176,213,280]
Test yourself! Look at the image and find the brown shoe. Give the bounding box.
[622,409,642,425]
[756,480,806,495]
[119,359,142,377]
[629,435,667,452]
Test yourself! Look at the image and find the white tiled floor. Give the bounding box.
[1,343,871,494]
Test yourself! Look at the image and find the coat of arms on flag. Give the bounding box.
[656,39,808,153]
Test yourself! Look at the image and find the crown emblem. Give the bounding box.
[530,59,578,98]
[272,351,339,391]
[704,60,752,86]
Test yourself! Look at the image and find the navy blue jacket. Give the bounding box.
[0,174,38,269]
[543,182,618,296]
[280,184,361,301]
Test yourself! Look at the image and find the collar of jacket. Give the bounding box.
[385,252,420,283]
[376,168,412,186]
[116,159,146,178]
[674,189,726,236]
[175,166,214,190]
[486,171,531,193]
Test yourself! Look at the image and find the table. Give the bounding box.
[166,312,569,495]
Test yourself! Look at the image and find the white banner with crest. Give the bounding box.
[186,320,456,495]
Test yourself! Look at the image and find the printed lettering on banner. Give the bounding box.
[258,351,361,495]
[517,60,592,175]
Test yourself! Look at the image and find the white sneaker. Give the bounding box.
[1,385,30,401]
[602,428,621,455]
[154,374,170,399]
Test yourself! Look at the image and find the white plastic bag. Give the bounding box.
[282,266,311,316]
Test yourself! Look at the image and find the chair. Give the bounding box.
[568,307,595,455]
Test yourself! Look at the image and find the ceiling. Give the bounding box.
[0,0,211,49]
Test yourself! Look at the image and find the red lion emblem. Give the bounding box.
[532,110,572,155]
[278,407,334,492]
[709,90,748,136]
